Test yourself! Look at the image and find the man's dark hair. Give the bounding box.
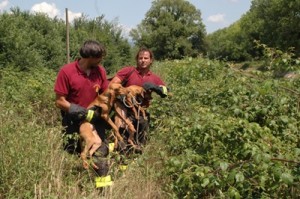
[79,40,106,58]
[135,47,154,61]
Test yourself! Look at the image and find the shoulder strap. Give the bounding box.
[121,67,135,86]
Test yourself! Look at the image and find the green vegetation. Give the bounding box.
[207,0,300,61]
[1,0,300,198]
[1,56,300,198]
[130,0,206,60]
[1,0,299,67]
[150,57,300,198]
[0,8,132,74]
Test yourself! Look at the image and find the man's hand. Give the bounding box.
[143,82,168,98]
[86,106,102,123]
[69,103,102,123]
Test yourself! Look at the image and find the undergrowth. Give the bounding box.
[0,66,167,199]
[151,57,300,198]
[1,56,300,198]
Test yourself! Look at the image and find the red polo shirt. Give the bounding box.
[116,66,165,87]
[54,60,109,108]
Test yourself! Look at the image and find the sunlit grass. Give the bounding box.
[0,66,167,198]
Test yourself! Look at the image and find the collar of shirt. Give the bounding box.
[136,68,152,77]
[76,60,98,76]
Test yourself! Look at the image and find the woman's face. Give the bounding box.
[137,51,152,69]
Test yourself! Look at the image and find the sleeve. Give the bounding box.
[54,69,69,96]
[156,78,165,86]
[153,74,166,86]
[115,66,135,82]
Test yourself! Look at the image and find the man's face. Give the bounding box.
[137,51,152,69]
[89,57,102,68]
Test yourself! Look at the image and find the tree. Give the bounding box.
[0,8,66,70]
[207,0,300,61]
[207,21,252,61]
[245,0,300,55]
[130,0,206,60]
[0,8,133,73]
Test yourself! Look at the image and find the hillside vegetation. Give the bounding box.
[0,8,133,74]
[1,56,300,198]
[152,58,300,198]
[207,0,300,61]
[1,0,300,198]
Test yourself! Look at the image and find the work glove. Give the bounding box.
[142,82,168,98]
[69,103,102,123]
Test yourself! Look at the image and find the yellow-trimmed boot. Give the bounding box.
[95,175,113,188]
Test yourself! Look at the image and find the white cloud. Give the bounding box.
[228,0,239,2]
[0,0,9,10]
[31,2,60,18]
[207,14,225,23]
[31,2,81,22]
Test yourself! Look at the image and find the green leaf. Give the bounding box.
[259,175,267,188]
[228,187,241,199]
[254,153,262,163]
[281,173,294,185]
[262,153,271,162]
[201,178,210,187]
[220,162,229,171]
[235,172,245,182]
[280,115,289,124]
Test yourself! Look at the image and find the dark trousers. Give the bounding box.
[117,110,150,154]
[61,111,109,176]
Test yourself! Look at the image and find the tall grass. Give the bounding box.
[3,57,299,198]
[0,66,167,198]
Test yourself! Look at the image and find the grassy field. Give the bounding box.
[1,57,300,198]
[0,65,169,199]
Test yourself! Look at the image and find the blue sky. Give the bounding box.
[0,0,252,36]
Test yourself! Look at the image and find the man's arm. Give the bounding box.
[109,76,122,85]
[55,94,100,123]
[55,94,71,112]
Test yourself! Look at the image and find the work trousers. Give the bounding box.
[61,111,109,176]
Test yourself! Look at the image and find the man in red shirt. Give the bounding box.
[54,40,112,188]
[110,47,168,151]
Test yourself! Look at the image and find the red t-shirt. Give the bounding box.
[54,60,109,108]
[116,66,165,107]
[116,66,165,87]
